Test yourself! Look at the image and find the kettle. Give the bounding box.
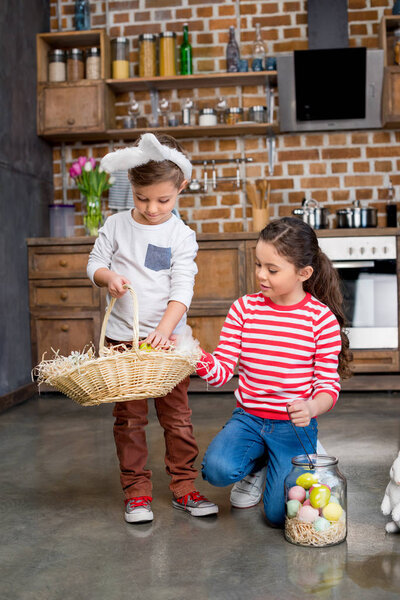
[292,198,329,230]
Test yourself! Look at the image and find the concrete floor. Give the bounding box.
[1,392,400,600]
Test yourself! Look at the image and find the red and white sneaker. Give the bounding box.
[124,496,153,523]
[172,491,218,517]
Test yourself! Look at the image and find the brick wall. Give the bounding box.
[50,0,398,233]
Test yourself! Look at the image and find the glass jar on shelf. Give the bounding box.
[394,28,400,65]
[67,48,84,81]
[85,47,101,80]
[48,49,66,82]
[111,37,129,79]
[284,454,347,547]
[139,33,157,77]
[224,107,244,125]
[199,108,217,126]
[248,105,267,123]
[159,32,177,76]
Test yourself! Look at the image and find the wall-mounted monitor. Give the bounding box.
[277,48,384,132]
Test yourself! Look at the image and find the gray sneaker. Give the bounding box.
[172,491,219,517]
[125,496,154,523]
[230,466,267,508]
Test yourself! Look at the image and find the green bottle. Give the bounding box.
[180,23,193,75]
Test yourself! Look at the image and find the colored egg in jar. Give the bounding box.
[322,502,343,522]
[288,485,306,503]
[296,472,318,489]
[297,505,319,523]
[286,499,301,518]
[309,484,331,508]
[313,516,331,532]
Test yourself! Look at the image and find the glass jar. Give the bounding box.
[85,47,101,80]
[248,105,267,123]
[67,48,84,81]
[199,108,217,126]
[159,32,177,76]
[48,49,66,82]
[284,454,347,547]
[139,33,157,77]
[111,37,129,79]
[224,107,244,125]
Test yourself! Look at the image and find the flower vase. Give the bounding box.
[84,194,103,236]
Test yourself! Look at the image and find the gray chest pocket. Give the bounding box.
[144,244,171,271]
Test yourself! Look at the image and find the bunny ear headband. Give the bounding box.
[100,133,192,181]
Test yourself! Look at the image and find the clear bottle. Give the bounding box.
[159,32,177,76]
[252,23,266,71]
[111,37,129,79]
[180,23,193,75]
[284,454,347,547]
[48,49,66,82]
[386,177,397,227]
[226,26,240,73]
[139,34,157,77]
[85,47,101,80]
[74,0,91,31]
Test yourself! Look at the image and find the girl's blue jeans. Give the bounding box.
[201,407,318,527]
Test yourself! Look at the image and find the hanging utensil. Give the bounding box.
[236,158,241,189]
[203,160,208,192]
[211,160,217,190]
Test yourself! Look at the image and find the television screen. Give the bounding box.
[294,47,366,122]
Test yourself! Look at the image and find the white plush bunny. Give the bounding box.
[381,450,400,533]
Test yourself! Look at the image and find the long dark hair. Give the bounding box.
[259,217,352,379]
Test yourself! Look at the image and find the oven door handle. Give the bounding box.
[332,260,375,268]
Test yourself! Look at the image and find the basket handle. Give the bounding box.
[99,285,140,355]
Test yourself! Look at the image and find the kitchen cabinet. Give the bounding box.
[380,16,400,127]
[36,30,278,143]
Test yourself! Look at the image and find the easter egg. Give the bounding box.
[296,472,318,490]
[302,499,311,507]
[329,495,340,504]
[322,502,343,522]
[288,485,306,503]
[139,342,153,352]
[313,517,331,532]
[286,499,301,518]
[297,505,319,523]
[309,484,331,508]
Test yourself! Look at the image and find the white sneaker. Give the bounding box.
[124,496,154,523]
[230,466,267,509]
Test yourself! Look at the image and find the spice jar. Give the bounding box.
[85,47,101,80]
[139,33,157,77]
[284,454,347,547]
[199,108,217,126]
[248,105,267,123]
[111,37,129,79]
[48,49,66,82]
[224,107,244,125]
[159,32,177,76]
[67,48,84,81]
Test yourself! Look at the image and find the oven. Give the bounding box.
[318,236,398,350]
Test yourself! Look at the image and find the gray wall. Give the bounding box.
[0,1,53,395]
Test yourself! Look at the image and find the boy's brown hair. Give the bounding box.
[128,133,188,189]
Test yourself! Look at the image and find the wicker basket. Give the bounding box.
[35,286,200,406]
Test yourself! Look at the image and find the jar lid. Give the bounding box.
[249,105,267,111]
[111,37,128,43]
[67,48,84,58]
[226,107,243,113]
[199,108,216,115]
[48,49,65,57]
[159,32,176,38]
[86,47,100,56]
[139,33,156,41]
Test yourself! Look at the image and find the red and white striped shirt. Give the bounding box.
[196,292,341,420]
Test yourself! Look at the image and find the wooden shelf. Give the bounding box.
[106,70,277,93]
[40,122,279,143]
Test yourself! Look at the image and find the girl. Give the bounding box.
[196,217,351,527]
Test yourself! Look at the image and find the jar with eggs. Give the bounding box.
[284,454,347,547]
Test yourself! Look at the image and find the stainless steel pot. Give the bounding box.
[336,200,377,228]
[292,198,329,229]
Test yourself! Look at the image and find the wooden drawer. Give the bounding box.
[351,349,399,373]
[29,280,100,310]
[28,246,91,278]
[31,312,101,365]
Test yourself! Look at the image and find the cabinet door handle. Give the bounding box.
[60,291,68,301]
[61,324,69,332]
[59,259,68,267]
[67,118,75,125]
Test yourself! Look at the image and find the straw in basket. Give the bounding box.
[33,286,201,406]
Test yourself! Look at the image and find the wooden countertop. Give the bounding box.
[27,227,400,245]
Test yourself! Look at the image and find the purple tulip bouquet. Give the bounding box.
[69,156,115,236]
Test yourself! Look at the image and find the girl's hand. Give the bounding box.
[144,329,172,349]
[108,274,131,298]
[287,400,313,428]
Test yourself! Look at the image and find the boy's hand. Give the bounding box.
[144,329,173,349]
[108,273,131,298]
[287,400,313,428]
